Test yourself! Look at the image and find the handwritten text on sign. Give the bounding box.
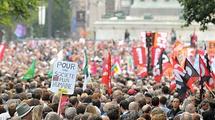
[51,61,78,94]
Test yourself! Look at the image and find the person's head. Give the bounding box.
[192,113,201,120]
[8,103,17,117]
[44,112,62,120]
[151,113,166,120]
[137,98,146,109]
[179,112,193,120]
[42,106,53,119]
[112,90,123,100]
[137,117,146,120]
[73,114,82,120]
[32,105,43,120]
[151,107,165,117]
[85,105,97,115]
[16,103,34,120]
[142,104,151,114]
[42,90,51,102]
[151,97,159,107]
[119,100,129,112]
[52,94,60,105]
[106,106,120,120]
[0,105,6,114]
[162,86,169,94]
[209,99,215,110]
[32,88,42,100]
[103,102,116,113]
[185,103,196,113]
[69,96,79,108]
[92,99,101,108]
[15,83,23,94]
[144,93,152,104]
[172,98,180,109]
[28,99,41,106]
[200,100,209,111]
[19,92,28,101]
[76,103,86,114]
[82,96,92,104]
[188,96,196,105]
[159,96,167,105]
[65,107,77,120]
[87,114,102,120]
[81,113,90,120]
[101,116,110,120]
[129,101,139,112]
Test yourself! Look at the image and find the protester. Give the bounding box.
[0,39,214,120]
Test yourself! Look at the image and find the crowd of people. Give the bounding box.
[0,39,214,120]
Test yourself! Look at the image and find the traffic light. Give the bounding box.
[146,32,153,47]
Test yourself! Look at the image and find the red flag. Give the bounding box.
[132,47,146,66]
[199,56,212,88]
[57,94,69,115]
[0,44,6,62]
[101,52,112,95]
[184,59,199,93]
[132,47,147,78]
[136,65,148,78]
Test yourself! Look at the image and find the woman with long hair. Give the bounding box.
[32,105,43,120]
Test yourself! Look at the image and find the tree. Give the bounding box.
[0,0,39,26]
[30,0,72,38]
[178,0,215,31]
[49,0,71,38]
[0,0,39,41]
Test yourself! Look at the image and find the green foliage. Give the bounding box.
[31,0,72,38]
[0,0,39,26]
[51,0,71,38]
[0,0,72,39]
[178,0,215,31]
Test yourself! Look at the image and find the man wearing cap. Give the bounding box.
[16,103,34,120]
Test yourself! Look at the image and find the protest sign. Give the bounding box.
[50,61,78,95]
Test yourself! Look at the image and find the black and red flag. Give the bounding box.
[199,55,214,89]
[153,48,172,82]
[184,58,199,93]
[172,57,188,98]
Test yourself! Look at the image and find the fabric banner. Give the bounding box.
[101,52,112,95]
[14,24,26,38]
[132,47,146,67]
[151,47,163,67]
[140,32,146,47]
[153,32,168,48]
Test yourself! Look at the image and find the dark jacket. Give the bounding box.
[202,109,215,120]
[167,108,182,120]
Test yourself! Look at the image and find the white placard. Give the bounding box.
[50,61,78,95]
